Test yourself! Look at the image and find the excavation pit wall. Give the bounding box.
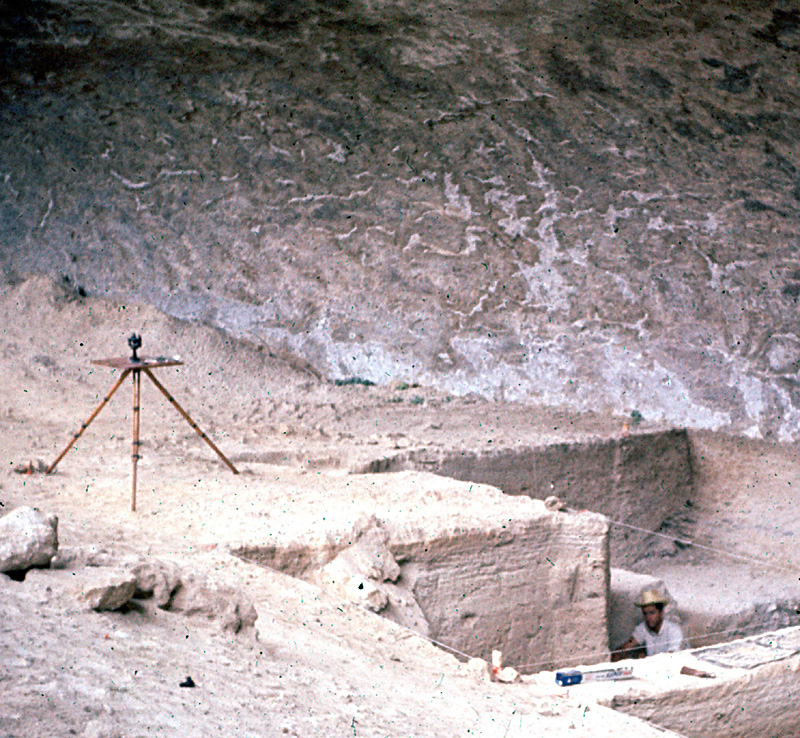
[360,428,800,658]
[231,470,611,672]
[360,429,693,568]
[354,430,800,737]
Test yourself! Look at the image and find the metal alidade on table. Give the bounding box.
[46,334,239,511]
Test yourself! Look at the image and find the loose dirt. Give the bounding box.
[2,275,799,738]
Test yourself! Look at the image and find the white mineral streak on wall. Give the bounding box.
[287,187,373,205]
[440,333,568,404]
[484,180,531,238]
[765,333,800,373]
[602,206,633,233]
[404,233,423,252]
[110,170,150,189]
[208,272,760,435]
[646,215,673,232]
[326,142,348,164]
[773,384,800,442]
[157,169,200,178]
[619,190,664,204]
[514,151,574,313]
[334,226,358,241]
[443,173,472,219]
[593,345,733,430]
[440,329,734,431]
[730,372,765,435]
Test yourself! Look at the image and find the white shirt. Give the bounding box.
[632,619,685,656]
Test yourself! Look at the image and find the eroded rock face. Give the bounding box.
[1,0,800,437]
[73,568,138,612]
[0,506,58,573]
[167,570,258,634]
[130,558,257,633]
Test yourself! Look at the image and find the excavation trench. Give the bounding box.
[233,429,800,737]
[233,495,611,675]
[359,428,694,569]
[359,429,800,651]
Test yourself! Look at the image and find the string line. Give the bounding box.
[511,621,800,672]
[605,517,799,575]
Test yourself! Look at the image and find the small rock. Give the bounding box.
[74,568,138,611]
[83,548,119,568]
[494,666,520,683]
[464,657,491,683]
[544,496,567,512]
[168,571,258,633]
[131,558,182,607]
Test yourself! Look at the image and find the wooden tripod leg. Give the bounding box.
[131,368,141,512]
[46,368,132,474]
[143,368,239,474]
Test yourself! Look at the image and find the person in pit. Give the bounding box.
[611,588,685,661]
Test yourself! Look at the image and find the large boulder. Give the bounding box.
[0,506,58,573]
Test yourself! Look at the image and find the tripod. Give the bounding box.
[46,335,239,511]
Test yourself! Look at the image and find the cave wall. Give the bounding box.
[2,0,800,437]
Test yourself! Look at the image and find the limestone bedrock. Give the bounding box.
[2,0,800,438]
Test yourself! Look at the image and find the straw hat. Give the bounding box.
[636,588,671,607]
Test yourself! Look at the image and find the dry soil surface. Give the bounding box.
[2,275,799,738]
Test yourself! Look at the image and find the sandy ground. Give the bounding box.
[2,275,800,737]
